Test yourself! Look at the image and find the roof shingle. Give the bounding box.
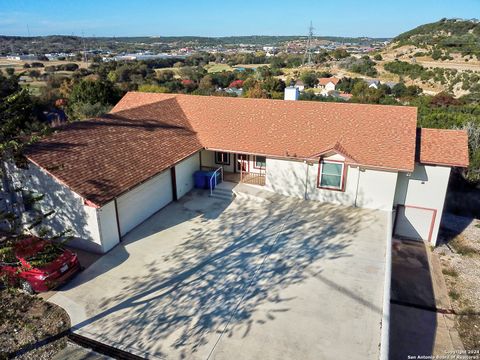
[417,128,469,168]
[24,92,466,206]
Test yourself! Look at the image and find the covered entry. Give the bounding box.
[393,205,437,242]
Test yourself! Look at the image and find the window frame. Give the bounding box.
[316,159,346,191]
[215,152,230,165]
[253,155,266,169]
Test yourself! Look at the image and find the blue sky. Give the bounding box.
[1,0,479,38]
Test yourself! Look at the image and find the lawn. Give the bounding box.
[204,63,233,73]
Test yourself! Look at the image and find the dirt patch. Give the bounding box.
[0,289,70,360]
[435,213,480,350]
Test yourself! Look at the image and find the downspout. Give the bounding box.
[304,161,309,200]
[113,198,122,242]
[354,166,362,207]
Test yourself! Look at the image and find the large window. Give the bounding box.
[215,152,230,165]
[254,156,266,169]
[318,161,345,190]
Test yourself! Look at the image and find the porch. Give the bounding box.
[200,150,267,187]
[223,171,266,186]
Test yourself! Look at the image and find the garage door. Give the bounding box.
[394,205,436,242]
[117,170,173,236]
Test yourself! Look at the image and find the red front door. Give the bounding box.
[237,154,249,172]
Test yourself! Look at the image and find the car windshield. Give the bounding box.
[24,243,64,267]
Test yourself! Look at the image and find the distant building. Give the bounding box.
[384,81,399,89]
[365,79,381,89]
[294,80,305,92]
[6,54,37,61]
[317,77,340,92]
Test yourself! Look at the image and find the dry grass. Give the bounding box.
[450,235,478,257]
[442,267,459,277]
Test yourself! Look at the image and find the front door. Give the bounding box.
[237,154,249,172]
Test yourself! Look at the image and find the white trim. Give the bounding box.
[319,161,344,190]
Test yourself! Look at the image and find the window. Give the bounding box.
[318,161,345,190]
[254,156,266,169]
[215,152,230,165]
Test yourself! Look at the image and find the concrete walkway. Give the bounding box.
[50,190,388,360]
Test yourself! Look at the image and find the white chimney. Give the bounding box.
[284,86,299,101]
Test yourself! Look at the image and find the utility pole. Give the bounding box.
[302,21,314,67]
[81,31,88,64]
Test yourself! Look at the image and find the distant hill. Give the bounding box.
[392,18,480,56]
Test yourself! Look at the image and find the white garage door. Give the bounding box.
[117,170,173,236]
[394,205,436,242]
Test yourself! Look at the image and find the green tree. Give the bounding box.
[300,71,318,88]
[198,75,215,92]
[67,79,121,120]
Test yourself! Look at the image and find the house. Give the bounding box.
[366,79,381,89]
[5,92,468,253]
[294,80,305,92]
[317,77,339,92]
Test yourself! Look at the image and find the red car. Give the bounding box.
[0,236,81,294]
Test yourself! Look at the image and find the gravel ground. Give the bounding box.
[0,289,70,360]
[435,213,480,350]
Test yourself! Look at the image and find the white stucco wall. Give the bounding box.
[97,200,120,253]
[394,163,451,245]
[175,152,200,199]
[355,168,398,211]
[325,82,336,91]
[265,157,398,211]
[201,150,235,173]
[5,161,105,253]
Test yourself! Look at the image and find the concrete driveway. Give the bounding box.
[50,188,388,360]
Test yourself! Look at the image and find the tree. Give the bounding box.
[5,68,15,76]
[67,79,121,120]
[391,82,408,98]
[244,83,268,99]
[331,49,349,60]
[198,75,215,91]
[157,70,175,83]
[373,54,383,61]
[28,70,41,80]
[300,71,318,88]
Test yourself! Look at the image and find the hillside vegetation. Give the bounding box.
[393,18,480,57]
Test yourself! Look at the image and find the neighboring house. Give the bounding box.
[384,81,399,89]
[294,80,305,92]
[5,92,468,253]
[317,77,340,92]
[366,79,381,89]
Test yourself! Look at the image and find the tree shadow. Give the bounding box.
[65,189,381,358]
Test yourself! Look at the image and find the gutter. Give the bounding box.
[379,210,393,360]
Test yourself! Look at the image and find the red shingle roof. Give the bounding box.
[417,128,469,168]
[25,98,202,205]
[318,77,340,86]
[24,92,467,206]
[113,92,418,172]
